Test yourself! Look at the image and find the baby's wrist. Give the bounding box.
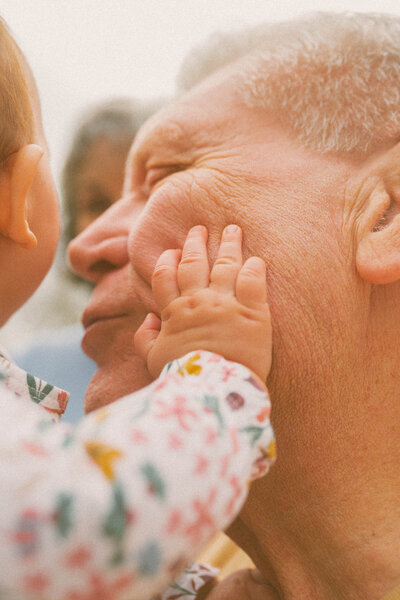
[159,350,269,391]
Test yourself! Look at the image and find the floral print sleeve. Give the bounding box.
[0,352,68,422]
[0,350,275,600]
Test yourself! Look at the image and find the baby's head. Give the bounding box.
[0,19,33,159]
[0,18,59,326]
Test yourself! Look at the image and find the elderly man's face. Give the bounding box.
[69,67,360,413]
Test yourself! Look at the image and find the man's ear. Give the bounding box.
[356,167,400,285]
[0,144,43,250]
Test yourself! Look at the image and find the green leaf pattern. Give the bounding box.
[239,425,265,445]
[140,462,166,501]
[202,395,225,434]
[26,373,54,404]
[54,493,74,538]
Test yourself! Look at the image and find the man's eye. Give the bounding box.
[144,166,181,191]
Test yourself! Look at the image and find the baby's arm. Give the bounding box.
[135,224,272,383]
[0,226,274,600]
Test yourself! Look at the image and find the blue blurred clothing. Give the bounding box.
[15,324,96,423]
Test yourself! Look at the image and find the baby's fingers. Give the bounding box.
[210,225,243,294]
[134,313,161,363]
[178,226,209,294]
[152,249,181,312]
[236,256,268,306]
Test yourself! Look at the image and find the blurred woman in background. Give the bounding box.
[11,98,163,422]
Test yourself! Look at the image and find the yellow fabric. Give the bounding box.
[197,532,254,580]
[383,585,400,600]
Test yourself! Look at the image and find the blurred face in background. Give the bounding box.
[73,136,132,236]
[63,101,163,246]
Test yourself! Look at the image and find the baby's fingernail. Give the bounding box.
[225,224,240,234]
[249,256,266,270]
[190,225,205,234]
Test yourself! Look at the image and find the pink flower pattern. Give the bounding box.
[0,351,275,600]
[155,395,198,431]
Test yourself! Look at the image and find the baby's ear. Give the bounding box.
[0,144,43,249]
[355,146,400,284]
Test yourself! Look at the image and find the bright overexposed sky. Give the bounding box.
[1,0,400,183]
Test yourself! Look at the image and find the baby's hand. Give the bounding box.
[134,225,272,382]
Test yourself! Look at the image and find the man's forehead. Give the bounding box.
[132,73,243,164]
[134,111,192,158]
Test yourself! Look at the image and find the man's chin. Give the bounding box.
[84,357,153,413]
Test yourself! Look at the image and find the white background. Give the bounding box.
[1,0,400,183]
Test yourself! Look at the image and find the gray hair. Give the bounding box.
[178,12,400,154]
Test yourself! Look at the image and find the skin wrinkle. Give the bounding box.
[135,109,233,179]
[343,177,373,256]
[135,119,189,166]
[207,569,282,600]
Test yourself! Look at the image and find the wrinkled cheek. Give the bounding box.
[128,179,225,282]
[129,172,248,280]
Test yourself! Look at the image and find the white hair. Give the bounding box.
[178,12,400,154]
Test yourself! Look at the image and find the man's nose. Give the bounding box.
[68,197,136,283]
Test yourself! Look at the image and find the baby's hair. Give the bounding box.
[0,17,33,162]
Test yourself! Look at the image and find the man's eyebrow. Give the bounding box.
[153,121,189,145]
[135,118,196,167]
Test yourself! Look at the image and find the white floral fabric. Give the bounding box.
[0,351,69,422]
[153,562,219,600]
[0,350,275,600]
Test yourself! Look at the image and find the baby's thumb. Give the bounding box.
[134,313,161,363]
